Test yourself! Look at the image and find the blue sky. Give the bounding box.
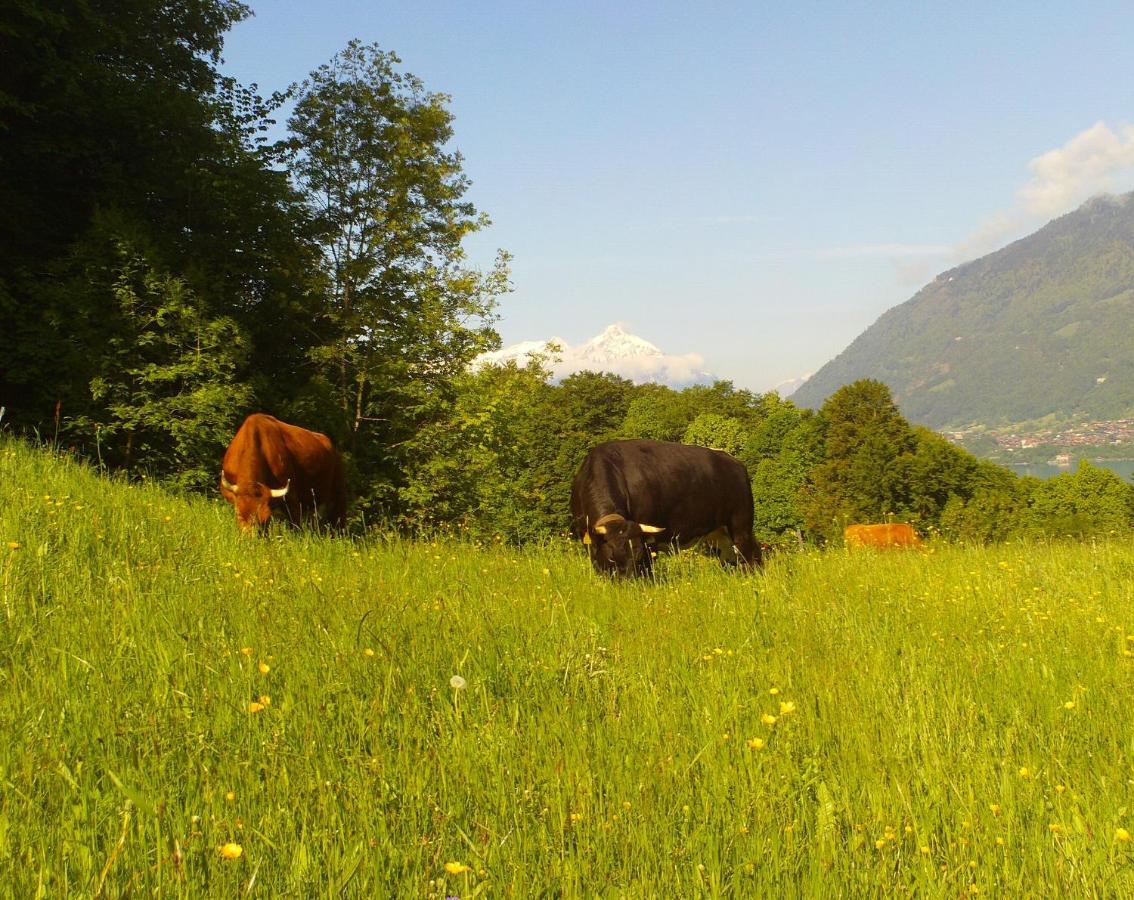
[220,1,1134,390]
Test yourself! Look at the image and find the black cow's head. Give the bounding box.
[586,514,664,577]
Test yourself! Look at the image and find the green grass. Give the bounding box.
[3,436,1134,896]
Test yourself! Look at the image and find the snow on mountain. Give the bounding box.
[474,323,714,387]
[475,338,566,368]
[772,372,812,398]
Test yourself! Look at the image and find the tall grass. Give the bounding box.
[3,436,1134,896]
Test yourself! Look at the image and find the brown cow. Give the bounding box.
[220,414,346,532]
[844,523,922,550]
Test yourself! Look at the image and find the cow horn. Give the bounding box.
[640,524,665,534]
[220,472,238,494]
[269,479,290,499]
[592,513,625,535]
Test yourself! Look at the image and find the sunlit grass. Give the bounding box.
[3,436,1134,895]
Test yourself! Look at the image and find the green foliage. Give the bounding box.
[898,428,980,525]
[399,362,553,540]
[620,384,697,441]
[682,412,746,456]
[751,412,825,544]
[804,380,916,537]
[1024,461,1134,537]
[77,247,253,487]
[285,40,507,494]
[0,0,317,469]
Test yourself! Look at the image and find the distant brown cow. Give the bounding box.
[220,414,346,532]
[844,523,922,550]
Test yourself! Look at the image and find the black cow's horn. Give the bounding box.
[592,513,625,535]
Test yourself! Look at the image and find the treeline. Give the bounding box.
[2,3,1131,547]
[402,367,1134,545]
[1,3,505,516]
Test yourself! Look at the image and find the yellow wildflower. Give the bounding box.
[761,713,777,726]
[989,803,1001,815]
[6,542,19,551]
[240,647,253,656]
[875,839,886,849]
[248,702,265,714]
[218,842,243,860]
[444,861,470,875]
[1117,828,1132,842]
[363,648,375,657]
[258,695,271,706]
[768,687,780,695]
[225,791,235,802]
[1063,700,1075,710]
[258,661,270,675]
[778,700,796,716]
[1018,767,1030,779]
[746,737,765,750]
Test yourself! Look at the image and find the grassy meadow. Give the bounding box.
[4,436,1134,896]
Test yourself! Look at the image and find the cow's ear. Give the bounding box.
[639,524,665,534]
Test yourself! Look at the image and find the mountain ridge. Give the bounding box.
[791,193,1134,428]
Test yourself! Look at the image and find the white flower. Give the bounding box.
[449,675,466,690]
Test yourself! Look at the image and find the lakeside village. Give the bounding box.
[947,418,1134,466]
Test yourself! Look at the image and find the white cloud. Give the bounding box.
[958,121,1134,259]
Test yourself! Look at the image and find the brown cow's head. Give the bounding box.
[220,473,289,532]
[587,515,664,577]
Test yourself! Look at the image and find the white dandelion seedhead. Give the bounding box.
[449,675,466,690]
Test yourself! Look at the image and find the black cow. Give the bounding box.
[570,439,761,577]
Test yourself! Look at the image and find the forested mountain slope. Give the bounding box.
[792,194,1134,427]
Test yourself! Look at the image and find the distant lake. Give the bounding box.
[1008,458,1134,480]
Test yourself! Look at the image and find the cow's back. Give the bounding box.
[844,523,921,549]
[574,439,753,541]
[223,414,345,528]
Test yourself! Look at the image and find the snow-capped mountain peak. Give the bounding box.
[575,323,664,361]
[473,323,712,388]
[773,372,812,398]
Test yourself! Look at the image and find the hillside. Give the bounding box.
[7,437,1134,892]
[792,193,1134,428]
